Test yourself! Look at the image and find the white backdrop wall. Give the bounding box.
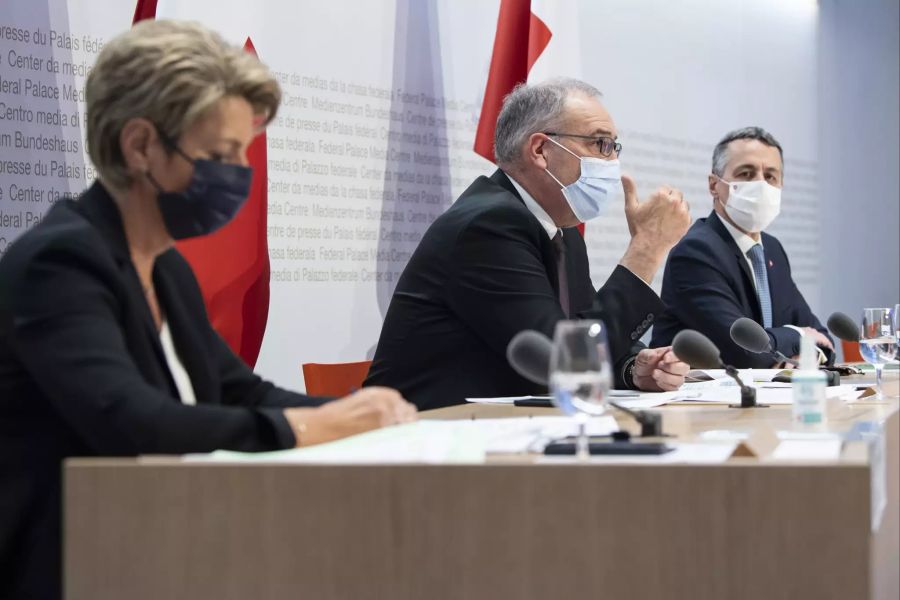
[819,0,900,344]
[1,0,840,390]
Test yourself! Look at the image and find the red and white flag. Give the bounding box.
[133,2,271,367]
[474,0,581,164]
[474,0,583,230]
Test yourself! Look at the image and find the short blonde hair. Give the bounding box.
[86,19,281,189]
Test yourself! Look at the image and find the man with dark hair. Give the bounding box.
[365,78,693,410]
[651,127,833,367]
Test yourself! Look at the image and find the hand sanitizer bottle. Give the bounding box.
[792,333,827,427]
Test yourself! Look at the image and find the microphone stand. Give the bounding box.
[723,364,767,409]
[608,402,668,437]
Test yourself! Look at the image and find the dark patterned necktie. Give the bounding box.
[552,230,570,317]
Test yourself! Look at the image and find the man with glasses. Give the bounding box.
[651,127,834,367]
[365,78,692,409]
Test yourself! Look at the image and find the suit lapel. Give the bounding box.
[491,169,563,300]
[76,183,181,400]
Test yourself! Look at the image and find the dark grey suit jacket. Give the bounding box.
[365,170,664,409]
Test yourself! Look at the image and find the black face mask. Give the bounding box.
[146,133,253,240]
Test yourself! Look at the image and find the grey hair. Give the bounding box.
[494,77,603,165]
[711,126,784,177]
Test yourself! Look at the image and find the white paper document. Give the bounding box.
[182,416,619,464]
[665,383,861,405]
[476,416,619,454]
[183,420,484,464]
[687,368,787,382]
[769,440,843,461]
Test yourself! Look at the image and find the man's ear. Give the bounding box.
[119,118,158,175]
[708,174,721,205]
[525,132,550,170]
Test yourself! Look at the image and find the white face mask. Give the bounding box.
[545,137,621,223]
[716,176,782,232]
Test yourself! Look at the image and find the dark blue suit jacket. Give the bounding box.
[651,211,832,367]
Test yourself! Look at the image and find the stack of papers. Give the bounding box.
[182,416,619,464]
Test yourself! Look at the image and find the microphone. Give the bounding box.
[730,318,840,386]
[827,312,860,342]
[506,330,553,386]
[672,329,765,408]
[730,317,800,367]
[506,330,666,436]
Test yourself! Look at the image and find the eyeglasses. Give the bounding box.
[543,132,622,158]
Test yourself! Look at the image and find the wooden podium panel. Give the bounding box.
[65,401,899,600]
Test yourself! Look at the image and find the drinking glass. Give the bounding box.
[549,320,613,460]
[859,308,898,400]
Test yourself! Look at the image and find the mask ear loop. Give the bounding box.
[144,169,166,193]
[712,174,732,208]
[154,126,194,166]
[545,166,567,190]
[543,135,580,190]
[546,135,582,160]
[145,126,193,194]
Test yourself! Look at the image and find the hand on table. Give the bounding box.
[632,346,690,392]
[284,387,417,447]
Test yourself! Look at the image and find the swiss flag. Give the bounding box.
[133,3,271,367]
[473,0,551,164]
[474,0,584,233]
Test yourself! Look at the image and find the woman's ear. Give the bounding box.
[119,118,157,175]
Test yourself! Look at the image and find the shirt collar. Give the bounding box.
[505,173,558,239]
[717,211,761,255]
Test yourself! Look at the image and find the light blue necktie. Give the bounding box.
[747,244,773,328]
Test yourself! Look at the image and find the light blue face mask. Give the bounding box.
[544,137,621,223]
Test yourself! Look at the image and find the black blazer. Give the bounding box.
[651,211,832,367]
[0,182,324,599]
[365,170,664,410]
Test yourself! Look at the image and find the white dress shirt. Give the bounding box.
[507,175,558,239]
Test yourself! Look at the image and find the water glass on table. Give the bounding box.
[859,308,899,400]
[549,320,613,460]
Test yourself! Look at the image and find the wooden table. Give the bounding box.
[65,377,899,600]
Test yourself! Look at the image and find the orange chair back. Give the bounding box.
[302,360,373,397]
[841,339,863,363]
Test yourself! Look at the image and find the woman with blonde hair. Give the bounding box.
[0,20,414,598]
